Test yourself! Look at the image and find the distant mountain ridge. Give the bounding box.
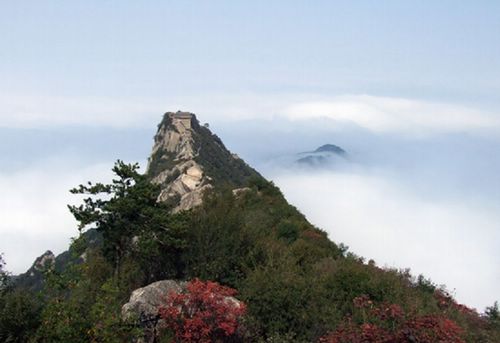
[14,229,101,291]
[314,144,346,155]
[297,143,347,166]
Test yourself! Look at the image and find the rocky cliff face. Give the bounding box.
[13,250,55,291]
[14,229,102,291]
[147,112,211,212]
[147,111,259,212]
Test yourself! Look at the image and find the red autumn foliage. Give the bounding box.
[302,229,324,240]
[434,288,491,329]
[434,289,478,317]
[319,295,465,343]
[158,278,246,343]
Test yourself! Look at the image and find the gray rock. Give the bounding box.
[148,112,212,213]
[122,279,186,321]
[232,187,251,197]
[122,280,186,343]
[34,250,55,271]
[122,279,244,343]
[146,111,261,214]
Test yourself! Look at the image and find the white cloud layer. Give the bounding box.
[273,169,500,311]
[1,93,499,137]
[0,161,114,273]
[0,94,163,129]
[0,92,283,129]
[284,95,500,136]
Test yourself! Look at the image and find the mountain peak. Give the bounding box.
[13,250,55,291]
[314,144,346,155]
[296,143,347,166]
[147,111,260,212]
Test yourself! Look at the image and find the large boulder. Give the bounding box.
[122,280,186,343]
[122,279,245,343]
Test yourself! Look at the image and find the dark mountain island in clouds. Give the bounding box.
[1,112,499,342]
[297,144,347,167]
[313,144,346,154]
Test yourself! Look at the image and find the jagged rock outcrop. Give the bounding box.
[32,250,55,272]
[147,111,260,212]
[14,229,102,291]
[12,251,55,291]
[122,279,243,343]
[147,112,211,212]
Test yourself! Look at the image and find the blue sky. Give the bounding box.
[0,1,499,310]
[2,1,500,105]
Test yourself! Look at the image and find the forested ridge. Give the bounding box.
[1,113,499,342]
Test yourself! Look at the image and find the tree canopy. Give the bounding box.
[68,160,186,279]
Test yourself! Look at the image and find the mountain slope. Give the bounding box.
[5,111,499,343]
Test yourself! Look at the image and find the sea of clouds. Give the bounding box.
[1,94,498,311]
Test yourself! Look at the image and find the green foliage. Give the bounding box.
[5,157,498,342]
[35,251,107,342]
[35,295,88,343]
[134,211,189,283]
[68,160,185,280]
[0,289,42,343]
[242,255,335,341]
[276,221,299,244]
[0,255,41,342]
[183,191,253,287]
[258,332,307,343]
[31,160,188,342]
[89,280,140,342]
[484,301,500,338]
[415,274,437,294]
[0,254,8,291]
[486,301,499,322]
[35,248,140,342]
[192,122,261,188]
[247,175,283,198]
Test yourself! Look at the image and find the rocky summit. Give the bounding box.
[14,111,258,291]
[147,111,259,212]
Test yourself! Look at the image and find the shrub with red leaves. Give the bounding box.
[404,315,465,342]
[158,278,246,343]
[434,289,478,316]
[319,295,465,343]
